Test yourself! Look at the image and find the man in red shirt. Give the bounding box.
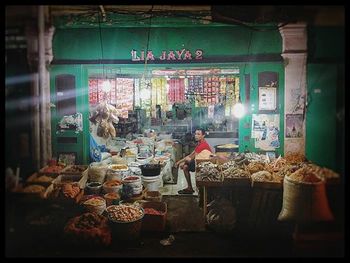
[175,128,213,194]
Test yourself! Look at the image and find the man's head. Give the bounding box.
[194,128,206,142]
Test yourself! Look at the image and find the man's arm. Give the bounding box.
[175,150,196,167]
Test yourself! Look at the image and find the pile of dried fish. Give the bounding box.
[245,161,266,175]
[251,171,281,183]
[302,163,339,181]
[222,166,250,179]
[288,166,322,183]
[244,152,268,163]
[284,153,306,164]
[219,160,237,171]
[196,162,221,181]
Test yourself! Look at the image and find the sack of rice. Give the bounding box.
[278,170,334,223]
[88,165,107,183]
[111,155,127,165]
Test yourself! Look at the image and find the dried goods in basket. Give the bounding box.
[61,165,89,175]
[64,212,112,247]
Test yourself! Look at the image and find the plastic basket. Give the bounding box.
[140,201,167,232]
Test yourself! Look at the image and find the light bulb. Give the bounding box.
[102,79,111,92]
[233,102,245,118]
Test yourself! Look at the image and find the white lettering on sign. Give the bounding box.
[131,49,203,61]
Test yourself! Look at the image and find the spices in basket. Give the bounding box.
[106,204,143,222]
[64,212,111,246]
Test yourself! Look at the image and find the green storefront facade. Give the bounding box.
[50,15,343,174]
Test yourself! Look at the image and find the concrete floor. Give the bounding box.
[159,169,198,196]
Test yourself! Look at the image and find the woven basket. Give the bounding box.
[278,176,334,223]
[140,201,167,232]
[107,207,144,241]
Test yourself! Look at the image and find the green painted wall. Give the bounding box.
[239,62,284,156]
[306,26,344,173]
[53,26,282,60]
[50,65,89,164]
[308,26,345,60]
[306,64,338,171]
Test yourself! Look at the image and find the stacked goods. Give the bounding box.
[167,78,185,104]
[64,212,111,247]
[203,76,219,105]
[196,161,222,182]
[115,78,134,119]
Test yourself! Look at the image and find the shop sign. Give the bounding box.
[131,49,203,61]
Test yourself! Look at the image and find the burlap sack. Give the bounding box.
[278,176,334,222]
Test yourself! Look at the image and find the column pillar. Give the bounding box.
[279,23,308,156]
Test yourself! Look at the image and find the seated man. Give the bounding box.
[175,128,213,194]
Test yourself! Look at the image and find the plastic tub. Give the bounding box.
[85,182,103,195]
[141,175,161,191]
[140,164,161,177]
